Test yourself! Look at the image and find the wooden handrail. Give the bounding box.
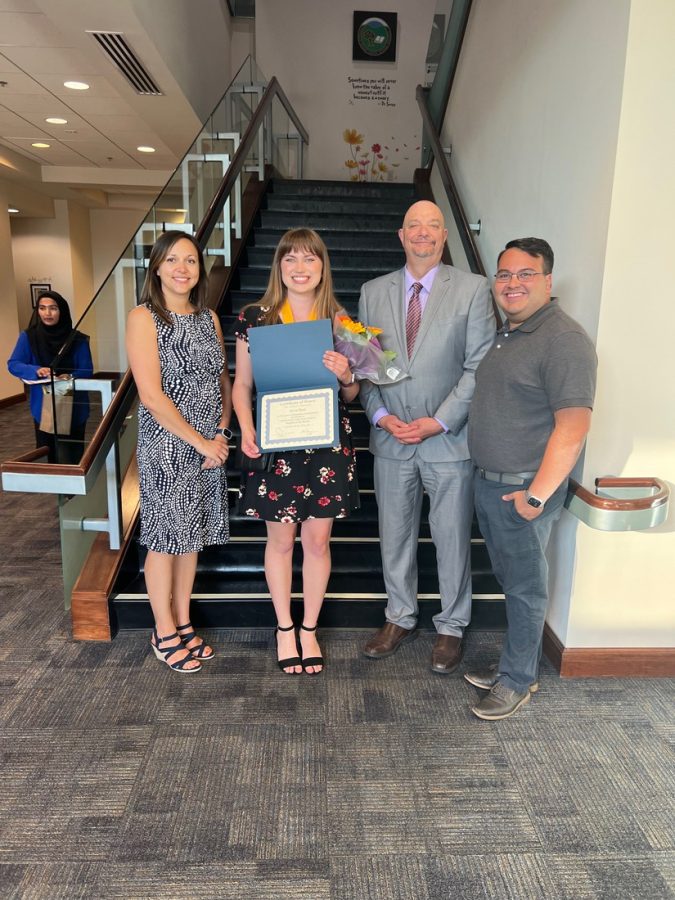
[567,477,669,512]
[196,76,308,244]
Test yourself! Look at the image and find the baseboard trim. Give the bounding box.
[0,393,26,410]
[543,624,675,677]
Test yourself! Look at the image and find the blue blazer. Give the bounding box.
[7,331,94,427]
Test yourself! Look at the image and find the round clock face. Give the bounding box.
[357,17,392,57]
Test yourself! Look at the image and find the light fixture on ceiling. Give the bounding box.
[31,142,50,148]
[63,81,90,90]
[8,207,19,214]
[46,117,68,125]
[137,145,155,153]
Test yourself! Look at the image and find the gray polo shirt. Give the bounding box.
[468,300,597,473]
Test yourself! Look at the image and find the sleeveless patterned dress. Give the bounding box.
[137,308,229,554]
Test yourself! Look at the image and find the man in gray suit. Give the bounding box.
[359,200,495,672]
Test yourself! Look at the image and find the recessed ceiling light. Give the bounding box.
[63,81,89,90]
[137,145,155,153]
[8,207,19,214]
[46,117,68,125]
[31,142,50,148]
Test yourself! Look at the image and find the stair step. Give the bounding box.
[260,210,401,231]
[265,196,409,216]
[270,179,415,199]
[251,229,402,251]
[111,596,507,631]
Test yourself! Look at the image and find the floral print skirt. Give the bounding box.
[238,410,360,523]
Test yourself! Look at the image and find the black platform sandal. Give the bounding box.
[300,624,324,674]
[176,622,215,660]
[151,628,202,673]
[276,623,302,674]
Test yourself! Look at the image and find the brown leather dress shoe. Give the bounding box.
[363,622,417,659]
[431,634,464,674]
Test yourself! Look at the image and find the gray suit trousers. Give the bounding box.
[374,454,474,635]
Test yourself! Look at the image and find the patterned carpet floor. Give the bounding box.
[0,403,673,900]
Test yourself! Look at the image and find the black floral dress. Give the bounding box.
[234,305,360,523]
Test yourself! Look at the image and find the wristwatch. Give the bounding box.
[215,426,233,440]
[341,372,355,386]
[525,490,544,509]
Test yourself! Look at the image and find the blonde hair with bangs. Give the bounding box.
[256,228,342,325]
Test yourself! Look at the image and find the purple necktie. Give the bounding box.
[406,281,423,355]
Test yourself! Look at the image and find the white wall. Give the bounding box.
[568,0,675,647]
[435,0,674,649]
[256,0,437,181]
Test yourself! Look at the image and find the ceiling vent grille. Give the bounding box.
[89,32,162,96]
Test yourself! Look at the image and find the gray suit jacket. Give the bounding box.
[358,264,495,462]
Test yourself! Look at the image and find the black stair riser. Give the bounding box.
[260,211,400,231]
[265,197,410,216]
[269,180,415,199]
[111,599,506,632]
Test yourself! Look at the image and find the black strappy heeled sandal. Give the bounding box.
[275,623,302,674]
[151,628,202,673]
[300,623,324,674]
[176,622,215,660]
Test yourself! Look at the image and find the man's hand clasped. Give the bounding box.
[379,414,443,444]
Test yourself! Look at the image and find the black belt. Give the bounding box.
[477,468,536,486]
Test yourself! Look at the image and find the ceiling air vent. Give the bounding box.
[89,32,162,96]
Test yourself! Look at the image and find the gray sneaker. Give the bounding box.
[464,664,539,693]
[471,681,531,721]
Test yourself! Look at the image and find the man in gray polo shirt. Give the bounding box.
[467,237,597,720]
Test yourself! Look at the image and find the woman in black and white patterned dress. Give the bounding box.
[126,232,231,673]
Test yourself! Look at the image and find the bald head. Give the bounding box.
[399,201,448,276]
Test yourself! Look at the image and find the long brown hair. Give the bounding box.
[256,228,341,324]
[139,231,208,325]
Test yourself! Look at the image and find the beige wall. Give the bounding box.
[0,187,22,401]
[256,0,437,182]
[568,0,675,647]
[434,0,674,648]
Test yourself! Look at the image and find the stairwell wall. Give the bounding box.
[432,0,675,649]
[255,0,437,183]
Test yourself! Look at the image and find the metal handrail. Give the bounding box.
[2,77,309,487]
[565,476,670,531]
[415,84,486,277]
[197,77,308,244]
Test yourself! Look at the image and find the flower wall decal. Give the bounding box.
[342,128,405,181]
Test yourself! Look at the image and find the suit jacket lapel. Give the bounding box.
[408,265,451,364]
[385,269,406,360]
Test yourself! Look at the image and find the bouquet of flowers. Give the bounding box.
[334,315,409,385]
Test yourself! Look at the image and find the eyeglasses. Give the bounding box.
[494,270,547,283]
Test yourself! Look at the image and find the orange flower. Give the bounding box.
[345,159,358,169]
[367,326,383,336]
[338,316,366,334]
[343,128,364,145]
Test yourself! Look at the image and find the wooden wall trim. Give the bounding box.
[0,393,27,410]
[543,623,675,677]
[71,456,140,641]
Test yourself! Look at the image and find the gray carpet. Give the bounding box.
[1,403,673,900]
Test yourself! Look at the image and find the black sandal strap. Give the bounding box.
[300,624,317,632]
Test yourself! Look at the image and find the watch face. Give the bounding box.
[527,495,542,508]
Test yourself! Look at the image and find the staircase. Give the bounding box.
[110,178,505,632]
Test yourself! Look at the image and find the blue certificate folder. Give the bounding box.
[248,319,339,452]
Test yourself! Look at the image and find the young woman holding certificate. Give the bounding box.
[233,228,360,674]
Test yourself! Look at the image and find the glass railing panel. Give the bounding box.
[269,94,292,178]
[58,397,139,608]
